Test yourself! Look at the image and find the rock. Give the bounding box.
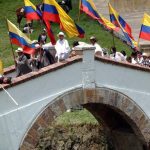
[65,138,72,150]
[36,124,109,150]
[72,143,80,150]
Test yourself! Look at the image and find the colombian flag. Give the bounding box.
[44,20,56,45]
[139,13,150,41]
[24,0,56,44]
[80,0,101,20]
[108,3,137,48]
[43,0,85,38]
[80,0,118,31]
[109,3,133,39]
[24,0,42,20]
[43,0,60,23]
[100,15,119,31]
[7,19,35,54]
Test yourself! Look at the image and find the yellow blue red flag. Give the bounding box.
[109,3,133,37]
[43,0,85,38]
[80,0,118,31]
[108,3,137,49]
[7,19,35,54]
[24,0,42,20]
[139,13,150,41]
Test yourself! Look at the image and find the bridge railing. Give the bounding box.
[2,46,150,92]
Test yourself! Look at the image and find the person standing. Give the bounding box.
[131,51,138,64]
[15,47,32,77]
[55,32,70,62]
[141,53,150,67]
[110,47,126,62]
[90,36,103,56]
[38,29,47,44]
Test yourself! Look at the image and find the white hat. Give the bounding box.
[57,32,65,37]
[90,36,96,40]
[62,0,65,4]
[35,44,40,48]
[32,40,38,44]
[143,53,148,57]
[15,47,23,53]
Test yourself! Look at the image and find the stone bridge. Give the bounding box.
[0,47,150,150]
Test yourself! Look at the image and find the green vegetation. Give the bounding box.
[0,0,132,67]
[55,109,98,125]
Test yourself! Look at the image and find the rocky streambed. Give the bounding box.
[36,124,114,150]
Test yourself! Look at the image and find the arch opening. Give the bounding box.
[19,87,150,150]
[83,103,146,150]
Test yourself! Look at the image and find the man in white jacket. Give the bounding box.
[55,32,70,62]
[90,36,103,56]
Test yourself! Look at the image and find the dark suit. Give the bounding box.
[16,54,32,77]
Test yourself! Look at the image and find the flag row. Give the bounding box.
[6,0,150,54]
[80,0,150,49]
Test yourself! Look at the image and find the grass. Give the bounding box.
[55,109,98,125]
[0,0,133,67]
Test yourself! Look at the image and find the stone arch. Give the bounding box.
[19,87,150,150]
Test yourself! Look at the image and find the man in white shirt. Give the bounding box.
[131,51,138,64]
[110,47,127,62]
[90,36,103,56]
[55,32,70,62]
[114,52,126,62]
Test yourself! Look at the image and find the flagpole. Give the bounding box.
[78,0,81,22]
[107,2,115,47]
[137,15,144,51]
[0,84,18,106]
[137,37,140,50]
[27,21,31,39]
[111,30,115,47]
[5,18,16,66]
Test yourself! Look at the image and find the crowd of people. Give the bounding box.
[15,30,71,78]
[1,30,150,84]
[109,47,150,67]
